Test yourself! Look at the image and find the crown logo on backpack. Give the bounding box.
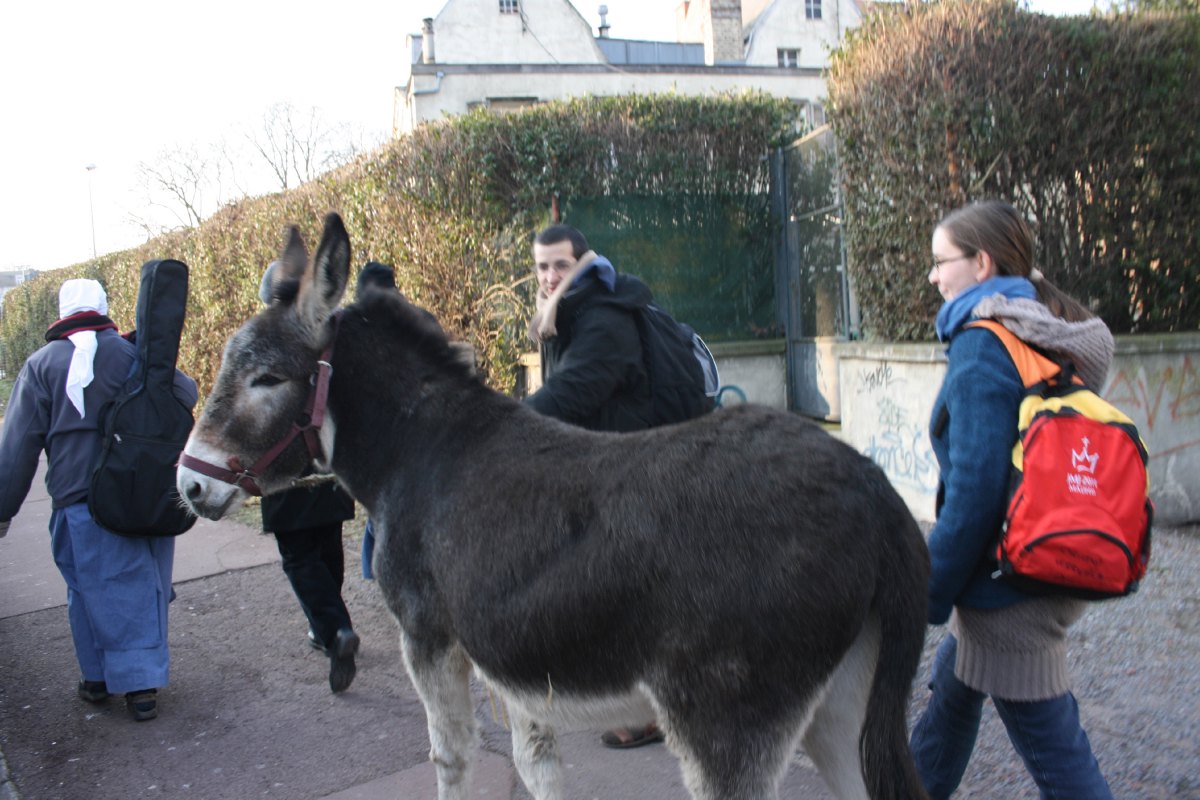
[1071,437,1099,474]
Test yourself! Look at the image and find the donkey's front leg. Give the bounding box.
[400,632,478,800]
[507,703,564,800]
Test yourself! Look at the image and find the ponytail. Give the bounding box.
[1030,271,1095,323]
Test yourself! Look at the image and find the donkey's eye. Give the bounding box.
[251,374,286,388]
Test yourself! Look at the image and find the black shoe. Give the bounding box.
[308,629,328,653]
[328,628,359,694]
[78,679,110,704]
[125,689,158,721]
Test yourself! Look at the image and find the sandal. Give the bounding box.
[77,679,110,704]
[600,724,664,749]
[125,689,158,722]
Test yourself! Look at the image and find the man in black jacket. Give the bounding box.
[524,225,656,433]
[523,225,665,749]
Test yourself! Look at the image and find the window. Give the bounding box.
[777,48,800,68]
[467,97,541,116]
[809,102,826,128]
[793,99,827,131]
[500,0,519,13]
[805,0,822,20]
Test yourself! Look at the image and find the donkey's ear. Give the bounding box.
[297,213,350,331]
[279,226,309,282]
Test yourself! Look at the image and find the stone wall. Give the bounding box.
[834,333,1200,526]
[519,332,1199,525]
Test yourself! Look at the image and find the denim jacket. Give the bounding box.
[926,326,1032,624]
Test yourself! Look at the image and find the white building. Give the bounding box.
[395,0,883,134]
[0,268,38,308]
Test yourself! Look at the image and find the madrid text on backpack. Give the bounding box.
[968,319,1152,600]
[635,303,720,426]
[89,259,197,538]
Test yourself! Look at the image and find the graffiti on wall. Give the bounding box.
[855,361,939,494]
[1105,355,1200,460]
[856,361,898,395]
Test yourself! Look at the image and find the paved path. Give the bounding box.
[1,456,1197,798]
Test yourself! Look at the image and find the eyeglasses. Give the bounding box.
[931,253,975,273]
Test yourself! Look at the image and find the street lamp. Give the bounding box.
[85,163,97,259]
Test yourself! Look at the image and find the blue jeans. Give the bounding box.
[361,518,376,580]
[910,635,1113,800]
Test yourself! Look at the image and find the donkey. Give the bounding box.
[177,213,931,800]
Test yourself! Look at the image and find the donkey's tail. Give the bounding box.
[859,483,931,800]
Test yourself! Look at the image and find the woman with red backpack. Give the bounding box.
[910,200,1116,798]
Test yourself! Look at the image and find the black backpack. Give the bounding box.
[89,259,197,538]
[636,304,718,426]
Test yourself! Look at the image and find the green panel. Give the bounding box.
[563,195,777,342]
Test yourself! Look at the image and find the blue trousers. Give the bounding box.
[50,504,174,694]
[910,635,1113,800]
[361,518,376,581]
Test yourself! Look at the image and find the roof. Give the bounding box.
[595,38,706,65]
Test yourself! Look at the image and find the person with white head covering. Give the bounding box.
[0,277,197,722]
[57,278,111,417]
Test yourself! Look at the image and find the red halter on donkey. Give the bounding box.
[178,314,338,497]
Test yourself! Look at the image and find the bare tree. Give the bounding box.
[127,102,382,236]
[247,102,362,190]
[131,141,240,236]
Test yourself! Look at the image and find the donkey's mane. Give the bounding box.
[345,288,476,383]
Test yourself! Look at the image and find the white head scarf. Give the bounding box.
[58,279,109,418]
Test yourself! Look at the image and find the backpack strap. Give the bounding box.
[965,319,1072,389]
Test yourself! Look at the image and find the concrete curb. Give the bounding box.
[0,749,21,800]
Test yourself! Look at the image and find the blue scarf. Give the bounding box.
[570,254,616,293]
[935,276,1037,342]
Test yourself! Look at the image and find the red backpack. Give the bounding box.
[969,320,1153,600]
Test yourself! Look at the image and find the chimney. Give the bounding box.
[705,0,743,65]
[598,5,611,38]
[421,17,436,64]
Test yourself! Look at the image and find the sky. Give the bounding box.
[0,0,1099,274]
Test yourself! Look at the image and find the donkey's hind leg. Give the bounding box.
[801,616,880,800]
[400,632,479,800]
[506,703,564,800]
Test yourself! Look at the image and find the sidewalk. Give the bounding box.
[2,457,1198,798]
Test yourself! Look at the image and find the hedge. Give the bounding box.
[1,92,799,399]
[827,0,1200,340]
